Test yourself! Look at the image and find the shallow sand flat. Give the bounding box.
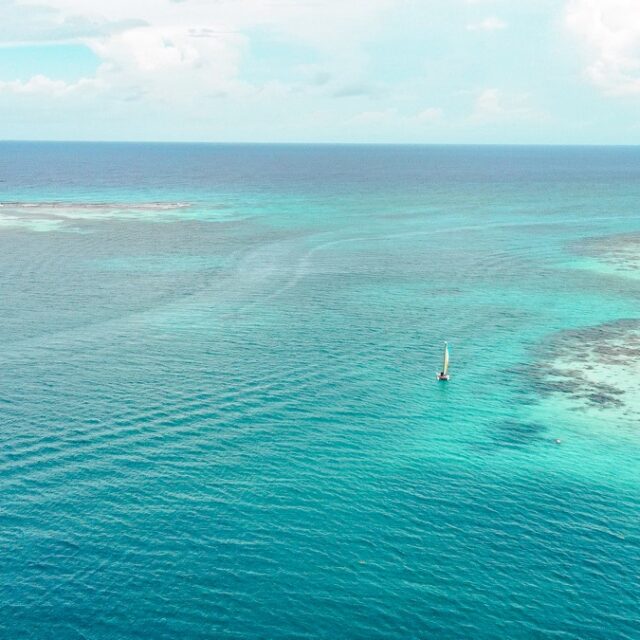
[527,319,640,429]
[530,232,640,431]
[0,202,192,231]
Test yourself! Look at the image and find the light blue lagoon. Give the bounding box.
[0,143,639,639]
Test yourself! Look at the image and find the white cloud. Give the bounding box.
[0,0,144,44]
[466,17,507,31]
[331,81,380,98]
[350,108,398,125]
[566,0,640,95]
[89,25,248,102]
[350,107,443,126]
[2,0,402,104]
[416,107,443,122]
[25,0,398,52]
[471,88,542,121]
[0,74,103,96]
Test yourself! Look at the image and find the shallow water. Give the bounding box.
[1,143,639,638]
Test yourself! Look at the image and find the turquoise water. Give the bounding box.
[1,143,639,638]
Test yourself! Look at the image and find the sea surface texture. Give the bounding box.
[1,143,639,639]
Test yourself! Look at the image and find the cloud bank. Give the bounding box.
[1,0,639,142]
[566,0,640,95]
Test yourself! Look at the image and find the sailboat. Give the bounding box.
[436,342,450,381]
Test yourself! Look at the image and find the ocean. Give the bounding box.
[0,143,638,638]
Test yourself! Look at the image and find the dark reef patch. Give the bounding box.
[524,319,640,415]
[488,419,549,449]
[571,232,640,275]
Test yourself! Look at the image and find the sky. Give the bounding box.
[1,0,639,143]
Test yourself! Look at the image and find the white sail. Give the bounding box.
[442,342,449,375]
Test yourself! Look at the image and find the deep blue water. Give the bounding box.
[1,143,639,639]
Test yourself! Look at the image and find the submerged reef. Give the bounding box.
[527,319,640,417]
[572,232,640,276]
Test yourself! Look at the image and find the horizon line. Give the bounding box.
[1,139,639,148]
